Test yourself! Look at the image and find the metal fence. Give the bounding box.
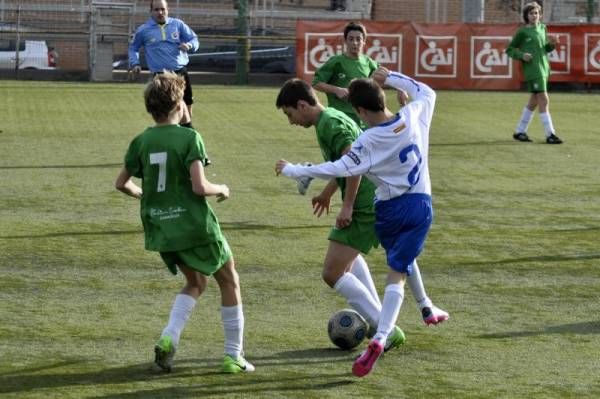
[0,0,371,80]
[0,0,598,81]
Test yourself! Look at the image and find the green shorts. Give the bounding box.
[526,77,547,93]
[328,210,379,254]
[160,237,232,276]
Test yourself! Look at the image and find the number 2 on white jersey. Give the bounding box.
[399,144,422,187]
[149,152,167,192]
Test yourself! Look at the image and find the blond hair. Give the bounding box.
[144,71,185,121]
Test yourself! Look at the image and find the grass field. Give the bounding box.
[0,80,599,399]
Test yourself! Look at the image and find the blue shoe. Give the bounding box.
[296,162,313,195]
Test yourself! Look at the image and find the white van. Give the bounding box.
[0,40,57,70]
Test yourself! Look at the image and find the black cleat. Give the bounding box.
[546,134,563,144]
[513,132,532,142]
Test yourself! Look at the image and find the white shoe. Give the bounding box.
[295,162,313,195]
[422,305,449,326]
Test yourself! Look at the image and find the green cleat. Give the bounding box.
[384,326,406,352]
[154,335,176,372]
[222,354,256,374]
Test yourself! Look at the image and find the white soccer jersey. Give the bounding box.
[283,72,436,202]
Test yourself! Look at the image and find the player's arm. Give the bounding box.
[115,167,142,199]
[544,28,557,53]
[128,26,144,70]
[312,179,338,217]
[276,139,371,181]
[374,67,435,102]
[313,82,349,101]
[312,58,348,100]
[179,22,199,52]
[337,145,361,229]
[506,30,525,60]
[374,67,436,125]
[190,160,229,202]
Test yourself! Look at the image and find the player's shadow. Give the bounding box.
[475,321,600,339]
[186,347,355,368]
[0,359,198,395]
[431,140,518,147]
[0,348,355,396]
[89,375,355,398]
[455,251,600,267]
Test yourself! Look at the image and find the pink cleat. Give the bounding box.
[422,305,449,326]
[352,339,384,377]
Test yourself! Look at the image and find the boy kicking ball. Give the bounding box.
[276,67,447,377]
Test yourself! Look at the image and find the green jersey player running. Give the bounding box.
[115,71,254,374]
[506,1,563,144]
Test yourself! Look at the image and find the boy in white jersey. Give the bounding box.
[115,71,254,374]
[275,67,448,377]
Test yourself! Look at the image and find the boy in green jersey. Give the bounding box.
[506,1,563,144]
[115,72,254,374]
[275,79,448,349]
[312,22,378,129]
[304,22,408,197]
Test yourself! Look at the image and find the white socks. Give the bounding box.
[373,283,404,345]
[350,255,381,307]
[407,261,432,309]
[516,107,556,137]
[539,112,555,137]
[516,107,534,133]
[221,304,244,359]
[161,296,245,359]
[161,294,197,347]
[334,272,382,330]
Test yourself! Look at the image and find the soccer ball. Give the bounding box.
[327,308,368,350]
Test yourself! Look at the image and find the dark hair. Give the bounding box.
[348,78,385,112]
[522,1,542,23]
[343,21,367,40]
[144,71,184,121]
[150,0,168,11]
[276,78,318,109]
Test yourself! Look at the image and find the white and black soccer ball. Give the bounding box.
[327,308,368,350]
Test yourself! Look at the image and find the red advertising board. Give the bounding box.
[296,20,600,90]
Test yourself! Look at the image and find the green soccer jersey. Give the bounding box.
[315,108,376,213]
[312,54,378,127]
[124,124,223,252]
[506,23,555,81]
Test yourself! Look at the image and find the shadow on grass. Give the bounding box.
[89,375,355,399]
[476,321,600,339]
[0,230,143,239]
[184,347,353,368]
[0,348,355,395]
[0,222,328,240]
[456,252,600,266]
[0,163,122,169]
[432,140,518,147]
